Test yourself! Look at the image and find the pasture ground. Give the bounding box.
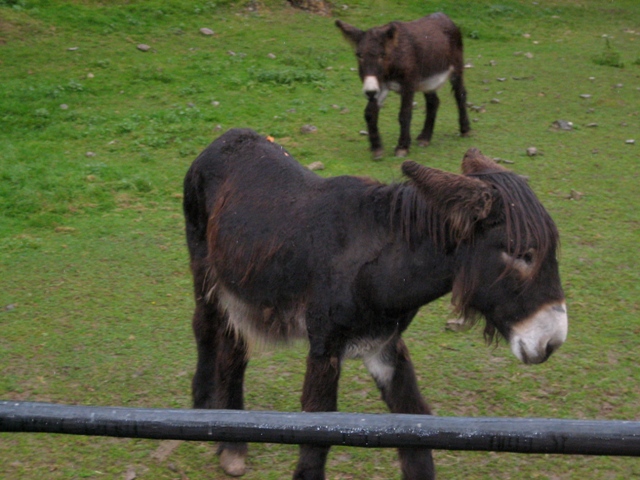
[1,0,639,478]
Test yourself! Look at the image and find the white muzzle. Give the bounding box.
[362,75,380,98]
[509,302,568,364]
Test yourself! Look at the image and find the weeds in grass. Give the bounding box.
[253,67,328,85]
[592,37,625,68]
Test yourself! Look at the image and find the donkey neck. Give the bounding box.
[385,181,459,251]
[355,182,458,313]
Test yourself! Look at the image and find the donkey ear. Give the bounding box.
[461,148,508,175]
[402,160,494,241]
[385,22,397,40]
[335,20,364,48]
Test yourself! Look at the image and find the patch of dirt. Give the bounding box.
[151,440,183,462]
[0,11,49,44]
[288,0,333,16]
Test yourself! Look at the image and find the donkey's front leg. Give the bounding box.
[396,90,416,157]
[364,337,435,480]
[364,98,383,160]
[293,353,341,480]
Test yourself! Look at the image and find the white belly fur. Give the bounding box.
[378,67,453,105]
[216,286,308,349]
[418,67,453,92]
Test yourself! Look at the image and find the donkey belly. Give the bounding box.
[418,66,453,92]
[217,285,308,347]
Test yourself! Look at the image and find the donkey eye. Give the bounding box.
[501,249,536,276]
[518,249,535,265]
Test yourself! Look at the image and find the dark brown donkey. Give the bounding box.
[336,13,471,159]
[183,129,568,479]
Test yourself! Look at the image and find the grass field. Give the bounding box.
[1,0,639,478]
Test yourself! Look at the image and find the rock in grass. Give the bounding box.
[200,28,214,36]
[552,120,573,131]
[626,139,635,144]
[137,44,151,52]
[300,124,317,134]
[568,190,584,200]
[307,161,325,171]
[469,104,486,113]
[526,147,538,157]
[445,318,466,332]
[54,226,76,233]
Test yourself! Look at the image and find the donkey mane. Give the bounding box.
[366,178,481,251]
[390,182,453,249]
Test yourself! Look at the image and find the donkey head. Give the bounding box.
[335,19,398,101]
[403,149,568,364]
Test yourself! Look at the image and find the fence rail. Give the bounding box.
[1,401,639,456]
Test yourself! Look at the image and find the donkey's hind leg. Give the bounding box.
[417,92,439,147]
[192,297,249,477]
[185,165,249,475]
[216,327,249,477]
[363,337,435,480]
[450,72,471,137]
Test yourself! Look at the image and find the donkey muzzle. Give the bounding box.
[509,302,568,365]
[362,75,380,100]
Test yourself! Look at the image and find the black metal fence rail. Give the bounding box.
[1,401,639,456]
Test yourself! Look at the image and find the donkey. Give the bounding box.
[336,13,471,159]
[183,129,568,479]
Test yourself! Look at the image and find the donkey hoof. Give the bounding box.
[220,449,247,477]
[394,148,408,158]
[371,148,384,160]
[417,139,430,147]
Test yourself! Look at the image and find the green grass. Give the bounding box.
[1,0,639,479]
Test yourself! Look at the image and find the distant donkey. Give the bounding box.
[336,13,471,159]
